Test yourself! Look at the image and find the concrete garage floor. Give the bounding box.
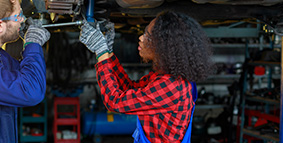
[80,135,209,143]
[81,135,134,143]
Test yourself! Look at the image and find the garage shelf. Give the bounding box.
[248,61,281,67]
[20,136,47,142]
[196,104,228,109]
[243,128,279,142]
[211,44,281,48]
[21,117,46,123]
[245,94,280,105]
[56,139,79,143]
[56,119,79,125]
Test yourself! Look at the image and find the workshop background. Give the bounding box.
[3,0,282,143]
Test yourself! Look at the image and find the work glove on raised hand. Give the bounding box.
[20,17,45,39]
[102,21,115,53]
[79,20,108,59]
[24,17,50,46]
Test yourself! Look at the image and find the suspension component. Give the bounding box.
[45,0,82,14]
[94,0,109,21]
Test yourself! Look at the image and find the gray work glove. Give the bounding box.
[24,18,50,46]
[25,17,43,27]
[20,17,44,39]
[103,21,115,53]
[79,20,108,58]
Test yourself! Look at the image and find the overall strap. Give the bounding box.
[181,82,197,143]
[132,116,151,143]
[181,106,195,143]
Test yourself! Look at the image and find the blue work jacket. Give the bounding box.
[0,43,46,143]
[132,82,197,143]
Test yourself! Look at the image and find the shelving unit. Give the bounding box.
[191,22,266,142]
[19,98,48,143]
[239,61,281,143]
[53,97,80,143]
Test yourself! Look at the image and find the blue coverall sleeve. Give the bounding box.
[0,43,46,107]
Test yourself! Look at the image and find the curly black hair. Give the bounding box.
[150,11,214,82]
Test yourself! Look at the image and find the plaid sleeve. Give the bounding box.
[108,55,154,90]
[95,59,185,115]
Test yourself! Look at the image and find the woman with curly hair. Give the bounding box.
[79,11,213,143]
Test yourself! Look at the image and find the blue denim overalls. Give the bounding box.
[132,82,197,143]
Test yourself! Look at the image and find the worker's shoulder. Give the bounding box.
[152,74,192,87]
[152,73,178,83]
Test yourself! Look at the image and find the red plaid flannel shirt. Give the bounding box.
[95,55,195,143]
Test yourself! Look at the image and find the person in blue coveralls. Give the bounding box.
[0,0,50,142]
[80,11,213,143]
